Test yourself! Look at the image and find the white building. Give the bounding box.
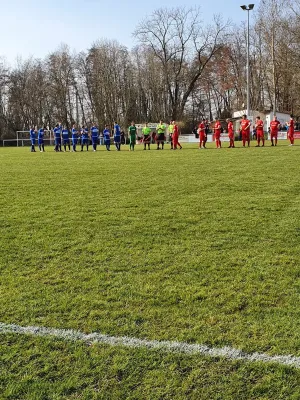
[232,110,290,131]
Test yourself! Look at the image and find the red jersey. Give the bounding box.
[289,119,294,134]
[227,122,233,136]
[241,119,250,133]
[173,124,178,135]
[198,122,205,134]
[256,120,264,134]
[270,120,280,134]
[214,121,221,135]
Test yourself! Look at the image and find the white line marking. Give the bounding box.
[0,322,299,368]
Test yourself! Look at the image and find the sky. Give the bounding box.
[1,0,260,65]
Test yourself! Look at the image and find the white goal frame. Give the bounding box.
[3,131,53,147]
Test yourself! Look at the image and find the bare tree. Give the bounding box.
[134,7,229,120]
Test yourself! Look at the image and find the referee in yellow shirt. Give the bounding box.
[168,120,174,149]
[156,120,166,150]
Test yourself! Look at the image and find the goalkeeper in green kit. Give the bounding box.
[128,121,137,151]
[142,123,151,150]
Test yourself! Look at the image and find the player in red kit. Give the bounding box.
[226,118,235,148]
[240,114,251,147]
[255,116,265,147]
[287,115,295,146]
[214,117,222,148]
[198,119,206,149]
[270,115,281,146]
[172,121,182,150]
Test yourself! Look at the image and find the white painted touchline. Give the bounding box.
[1,322,300,368]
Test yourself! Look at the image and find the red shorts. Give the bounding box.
[228,133,234,139]
[242,132,250,140]
[200,134,206,141]
[215,134,221,140]
[257,131,264,138]
[271,132,278,138]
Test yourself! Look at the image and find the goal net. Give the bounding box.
[3,131,53,147]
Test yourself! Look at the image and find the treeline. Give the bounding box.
[0,0,300,138]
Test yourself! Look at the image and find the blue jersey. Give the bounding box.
[72,128,78,138]
[103,129,110,141]
[53,127,61,138]
[91,126,99,139]
[114,124,120,136]
[82,128,89,139]
[30,129,36,139]
[38,128,44,139]
[62,129,69,140]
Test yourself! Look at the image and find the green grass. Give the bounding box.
[1,141,300,399]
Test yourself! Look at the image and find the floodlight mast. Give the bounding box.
[240,4,255,118]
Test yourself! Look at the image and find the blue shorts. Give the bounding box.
[104,139,110,145]
[30,139,36,145]
[38,139,44,145]
[72,137,78,145]
[92,137,98,144]
[114,135,120,143]
[55,138,61,145]
[82,138,89,144]
[63,139,70,144]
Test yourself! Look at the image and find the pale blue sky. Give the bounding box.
[1,0,259,65]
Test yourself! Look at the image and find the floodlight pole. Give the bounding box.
[247,8,250,118]
[241,4,254,118]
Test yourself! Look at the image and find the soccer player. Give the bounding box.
[128,122,137,151]
[38,126,46,152]
[81,125,89,151]
[287,115,295,146]
[168,121,174,149]
[240,114,251,147]
[71,124,78,151]
[29,126,36,152]
[156,120,166,150]
[53,123,62,152]
[214,117,222,149]
[142,123,151,150]
[91,123,99,151]
[120,130,125,145]
[114,121,121,151]
[103,125,111,151]
[255,116,265,147]
[204,119,210,147]
[270,115,281,146]
[198,119,206,149]
[62,126,70,152]
[172,121,182,150]
[226,119,235,148]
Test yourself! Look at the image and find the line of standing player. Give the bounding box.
[197,114,295,149]
[29,120,183,152]
[29,122,123,152]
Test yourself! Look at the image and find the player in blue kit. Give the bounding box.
[103,125,111,151]
[30,126,36,152]
[53,123,62,152]
[62,126,70,152]
[114,121,121,151]
[91,124,99,151]
[71,124,78,152]
[38,126,46,152]
[81,125,89,151]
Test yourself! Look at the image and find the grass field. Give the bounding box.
[1,141,300,399]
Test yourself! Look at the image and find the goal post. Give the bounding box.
[2,130,53,147]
